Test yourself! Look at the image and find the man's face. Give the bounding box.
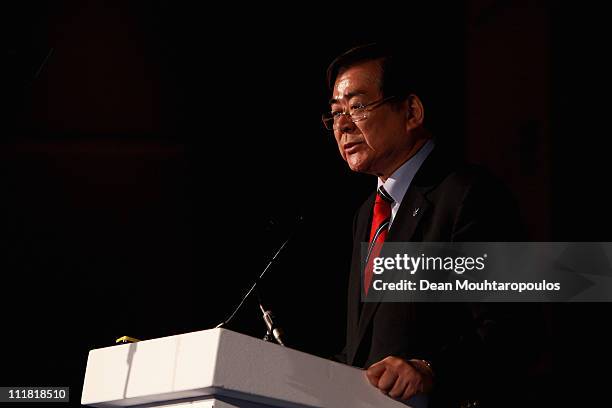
[330,60,413,178]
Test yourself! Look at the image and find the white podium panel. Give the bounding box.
[82,328,426,408]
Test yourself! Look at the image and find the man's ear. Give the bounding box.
[405,94,425,130]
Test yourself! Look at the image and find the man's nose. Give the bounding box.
[338,113,356,133]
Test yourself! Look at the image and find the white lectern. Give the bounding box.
[82,328,426,408]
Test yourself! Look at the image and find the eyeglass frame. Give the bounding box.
[321,95,400,131]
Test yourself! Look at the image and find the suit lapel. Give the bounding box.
[347,194,374,365]
[387,187,431,242]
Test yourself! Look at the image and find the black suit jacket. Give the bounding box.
[337,146,533,407]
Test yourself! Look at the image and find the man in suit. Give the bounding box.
[324,43,529,407]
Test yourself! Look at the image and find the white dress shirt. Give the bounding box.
[377,139,435,227]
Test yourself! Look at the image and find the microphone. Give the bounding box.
[213,215,304,345]
[260,304,286,346]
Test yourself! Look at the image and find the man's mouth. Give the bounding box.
[343,142,363,154]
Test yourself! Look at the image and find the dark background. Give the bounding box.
[2,1,610,406]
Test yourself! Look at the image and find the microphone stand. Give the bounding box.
[213,216,303,346]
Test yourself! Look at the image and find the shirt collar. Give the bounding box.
[377,139,435,206]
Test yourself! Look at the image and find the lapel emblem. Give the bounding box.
[413,207,420,217]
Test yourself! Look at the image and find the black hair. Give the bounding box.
[326,43,421,101]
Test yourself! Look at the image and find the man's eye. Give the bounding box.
[331,111,344,118]
[351,103,366,110]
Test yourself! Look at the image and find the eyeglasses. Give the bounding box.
[322,95,397,131]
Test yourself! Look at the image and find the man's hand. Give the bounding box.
[366,356,434,401]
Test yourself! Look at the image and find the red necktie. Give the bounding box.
[364,187,393,295]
